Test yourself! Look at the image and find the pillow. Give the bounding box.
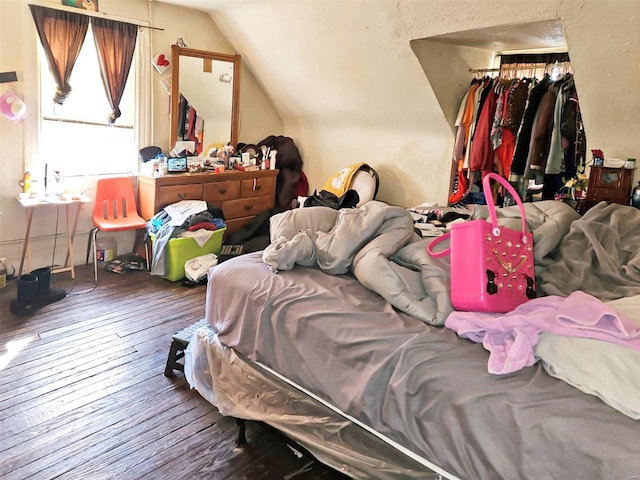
[351,169,377,206]
[535,295,640,419]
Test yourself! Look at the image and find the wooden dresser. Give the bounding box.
[583,166,635,212]
[138,170,278,236]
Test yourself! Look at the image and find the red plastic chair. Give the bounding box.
[86,177,148,283]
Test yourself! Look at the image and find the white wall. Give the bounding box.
[0,0,282,273]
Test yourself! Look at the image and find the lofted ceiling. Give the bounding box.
[156,1,568,126]
[425,19,566,52]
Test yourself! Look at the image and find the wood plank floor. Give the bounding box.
[0,264,349,480]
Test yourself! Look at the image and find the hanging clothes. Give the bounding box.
[447,66,585,206]
[469,78,499,177]
[546,75,575,175]
[503,79,530,137]
[526,84,557,179]
[509,75,553,181]
[463,79,486,168]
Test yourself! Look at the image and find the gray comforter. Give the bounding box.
[263,200,582,326]
[539,201,640,298]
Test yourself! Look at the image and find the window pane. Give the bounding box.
[41,120,135,176]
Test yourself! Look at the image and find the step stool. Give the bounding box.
[164,318,209,377]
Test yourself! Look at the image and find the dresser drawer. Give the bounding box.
[224,216,256,236]
[223,194,273,220]
[592,187,617,200]
[157,184,203,209]
[203,181,241,202]
[589,187,629,203]
[240,176,276,198]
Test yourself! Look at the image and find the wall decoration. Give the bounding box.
[0,90,27,122]
[61,0,99,11]
[160,77,171,96]
[152,53,170,75]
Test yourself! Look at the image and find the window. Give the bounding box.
[31,20,149,181]
[498,52,573,81]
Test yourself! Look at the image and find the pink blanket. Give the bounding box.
[445,290,640,374]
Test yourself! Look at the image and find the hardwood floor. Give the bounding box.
[0,264,348,480]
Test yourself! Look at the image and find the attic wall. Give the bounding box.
[411,40,496,131]
[204,0,640,208]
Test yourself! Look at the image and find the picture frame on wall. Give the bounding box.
[61,0,99,12]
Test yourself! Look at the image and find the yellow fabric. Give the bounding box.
[322,162,366,197]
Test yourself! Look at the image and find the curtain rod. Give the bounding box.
[28,2,164,31]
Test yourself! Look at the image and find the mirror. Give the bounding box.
[170,45,241,155]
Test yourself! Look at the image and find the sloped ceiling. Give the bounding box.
[156,0,640,208]
[427,18,566,51]
[160,1,564,128]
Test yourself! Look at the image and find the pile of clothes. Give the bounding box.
[147,200,225,277]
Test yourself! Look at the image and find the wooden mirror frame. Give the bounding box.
[169,45,241,151]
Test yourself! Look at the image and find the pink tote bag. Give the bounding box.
[427,173,535,313]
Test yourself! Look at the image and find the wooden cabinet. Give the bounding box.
[138,170,278,236]
[583,166,635,212]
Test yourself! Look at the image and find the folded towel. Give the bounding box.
[179,229,214,247]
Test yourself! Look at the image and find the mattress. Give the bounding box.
[199,252,640,480]
[186,329,445,479]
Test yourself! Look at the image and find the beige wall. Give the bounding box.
[0,0,282,271]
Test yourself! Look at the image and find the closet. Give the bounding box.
[449,54,586,208]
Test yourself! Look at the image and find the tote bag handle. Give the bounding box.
[482,172,527,236]
[426,232,451,257]
[427,173,527,258]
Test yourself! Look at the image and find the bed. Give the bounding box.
[185,200,640,480]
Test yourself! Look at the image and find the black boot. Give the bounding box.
[10,274,40,316]
[9,267,66,316]
[30,267,67,305]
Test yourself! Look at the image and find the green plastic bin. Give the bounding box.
[151,227,226,281]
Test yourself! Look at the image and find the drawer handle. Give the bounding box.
[177,193,186,199]
[218,188,227,194]
[244,204,253,211]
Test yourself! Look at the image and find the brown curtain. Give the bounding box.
[91,17,138,124]
[29,5,89,105]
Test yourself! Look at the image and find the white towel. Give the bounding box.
[179,229,214,247]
